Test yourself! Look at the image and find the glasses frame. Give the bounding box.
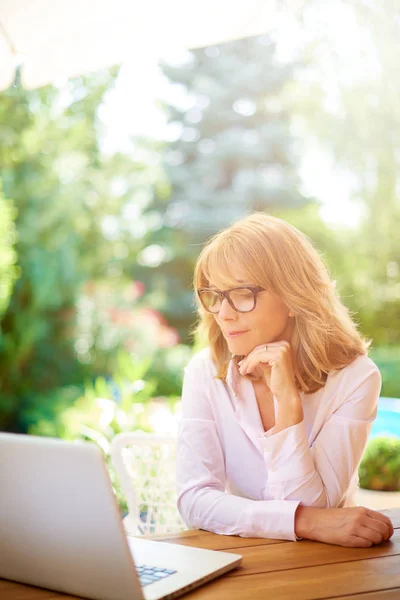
[197,285,265,314]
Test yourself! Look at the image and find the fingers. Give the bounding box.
[366,518,392,543]
[259,341,291,348]
[244,341,291,358]
[389,517,394,537]
[239,354,273,376]
[239,360,270,377]
[350,508,393,546]
[340,522,391,548]
[366,510,394,540]
[239,343,289,375]
[346,535,374,548]
[357,523,389,545]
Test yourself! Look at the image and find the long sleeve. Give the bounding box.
[176,357,300,541]
[176,351,381,541]
[262,361,381,507]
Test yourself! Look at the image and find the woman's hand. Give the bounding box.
[238,341,297,402]
[295,506,394,547]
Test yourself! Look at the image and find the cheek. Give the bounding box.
[254,301,289,329]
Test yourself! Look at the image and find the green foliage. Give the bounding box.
[2,5,400,447]
[0,71,163,433]
[13,384,85,436]
[359,437,400,491]
[370,346,400,398]
[29,349,182,510]
[30,349,159,441]
[0,183,20,317]
[290,2,400,347]
[147,344,193,397]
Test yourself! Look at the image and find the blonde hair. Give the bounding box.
[193,212,369,394]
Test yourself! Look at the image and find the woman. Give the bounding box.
[177,212,394,547]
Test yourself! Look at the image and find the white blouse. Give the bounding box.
[176,348,381,541]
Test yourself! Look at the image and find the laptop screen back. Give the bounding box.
[0,433,143,600]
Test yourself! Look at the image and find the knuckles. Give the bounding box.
[351,508,368,529]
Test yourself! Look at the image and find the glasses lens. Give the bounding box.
[229,288,255,312]
[199,290,221,313]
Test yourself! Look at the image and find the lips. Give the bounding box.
[224,330,248,337]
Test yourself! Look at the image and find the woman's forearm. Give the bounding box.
[274,390,303,434]
[178,485,301,541]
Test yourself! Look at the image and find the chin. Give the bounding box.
[226,340,252,356]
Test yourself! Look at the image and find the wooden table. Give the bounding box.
[1,508,399,600]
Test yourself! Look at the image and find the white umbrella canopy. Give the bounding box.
[0,0,271,91]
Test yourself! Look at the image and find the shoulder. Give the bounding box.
[330,354,381,387]
[184,347,218,379]
[326,354,382,409]
[181,348,219,420]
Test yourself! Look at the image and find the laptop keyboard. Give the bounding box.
[136,564,177,587]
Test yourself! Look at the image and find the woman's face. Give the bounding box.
[209,271,294,357]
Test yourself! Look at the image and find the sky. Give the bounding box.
[99,0,377,230]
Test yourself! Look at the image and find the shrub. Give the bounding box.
[358,437,400,491]
[29,349,183,511]
[369,346,400,398]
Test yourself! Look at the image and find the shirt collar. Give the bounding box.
[226,355,241,400]
[226,354,266,449]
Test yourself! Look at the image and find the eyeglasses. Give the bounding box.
[197,286,265,314]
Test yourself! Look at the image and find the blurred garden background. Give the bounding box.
[1,1,399,498]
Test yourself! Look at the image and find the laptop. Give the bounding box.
[0,432,241,600]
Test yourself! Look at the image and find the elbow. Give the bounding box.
[177,486,206,529]
[177,485,223,530]
[177,492,195,528]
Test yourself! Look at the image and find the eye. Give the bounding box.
[198,290,221,311]
[232,288,253,297]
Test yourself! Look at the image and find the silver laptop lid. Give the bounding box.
[0,432,143,600]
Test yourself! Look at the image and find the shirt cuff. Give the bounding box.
[240,499,301,541]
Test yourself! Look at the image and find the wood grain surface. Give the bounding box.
[1,507,399,600]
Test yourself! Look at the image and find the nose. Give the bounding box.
[218,297,237,320]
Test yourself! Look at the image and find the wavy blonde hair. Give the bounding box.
[193,212,369,394]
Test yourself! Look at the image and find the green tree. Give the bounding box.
[0,71,159,432]
[137,35,312,341]
[0,183,20,317]
[290,0,400,345]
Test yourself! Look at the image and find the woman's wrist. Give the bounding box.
[294,505,321,540]
[275,387,301,405]
[274,392,303,432]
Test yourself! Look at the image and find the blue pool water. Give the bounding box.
[370,397,400,439]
